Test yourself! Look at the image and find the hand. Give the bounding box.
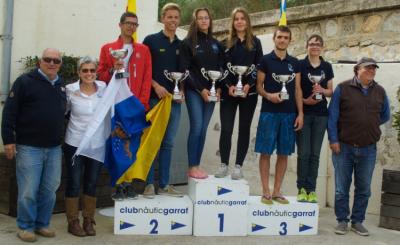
[312,84,325,95]
[175,91,185,104]
[303,94,319,105]
[294,114,304,131]
[4,144,16,160]
[228,85,236,97]
[113,60,124,71]
[330,143,341,154]
[242,84,250,97]
[154,84,170,99]
[266,93,282,104]
[201,89,210,102]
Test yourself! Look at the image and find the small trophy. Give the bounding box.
[227,63,255,97]
[308,71,325,100]
[201,68,229,102]
[272,73,296,100]
[110,48,129,79]
[164,70,189,100]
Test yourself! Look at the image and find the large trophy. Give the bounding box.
[201,68,229,102]
[110,48,129,79]
[308,71,325,100]
[271,73,296,100]
[227,63,255,97]
[164,70,189,100]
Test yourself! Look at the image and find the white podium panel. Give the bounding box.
[114,195,193,235]
[247,196,319,236]
[189,175,249,236]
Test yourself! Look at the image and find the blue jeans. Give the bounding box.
[15,144,62,231]
[185,89,215,166]
[332,143,377,224]
[63,144,102,197]
[296,115,328,192]
[147,98,181,188]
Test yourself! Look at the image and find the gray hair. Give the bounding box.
[77,56,97,71]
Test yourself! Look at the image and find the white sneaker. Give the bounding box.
[143,184,155,199]
[158,185,184,197]
[231,165,244,180]
[215,163,228,178]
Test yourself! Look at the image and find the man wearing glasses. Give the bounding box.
[328,57,390,236]
[2,48,66,242]
[97,12,152,200]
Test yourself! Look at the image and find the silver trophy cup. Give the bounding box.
[308,72,325,100]
[272,73,296,100]
[227,63,255,97]
[110,48,129,79]
[201,68,229,102]
[164,70,189,100]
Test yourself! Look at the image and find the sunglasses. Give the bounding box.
[42,57,62,64]
[81,68,96,73]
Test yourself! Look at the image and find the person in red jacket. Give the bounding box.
[98,11,152,111]
[97,11,152,200]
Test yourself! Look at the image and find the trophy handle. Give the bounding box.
[321,71,325,80]
[181,70,189,81]
[164,70,173,82]
[227,62,235,74]
[272,73,279,82]
[288,73,296,83]
[220,70,229,81]
[308,73,313,82]
[201,68,209,81]
[246,64,256,75]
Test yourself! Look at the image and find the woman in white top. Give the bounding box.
[63,56,106,237]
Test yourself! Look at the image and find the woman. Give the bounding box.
[64,56,106,236]
[179,8,225,179]
[215,7,263,180]
[296,34,333,203]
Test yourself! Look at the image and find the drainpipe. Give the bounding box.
[1,0,14,103]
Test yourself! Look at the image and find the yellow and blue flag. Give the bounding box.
[127,0,137,41]
[279,0,287,26]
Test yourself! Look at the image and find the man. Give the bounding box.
[255,26,303,205]
[328,57,390,236]
[141,3,183,198]
[97,11,152,200]
[1,48,66,242]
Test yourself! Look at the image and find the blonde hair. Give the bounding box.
[226,7,254,50]
[161,3,181,17]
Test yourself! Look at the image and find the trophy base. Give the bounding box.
[173,94,183,100]
[115,72,130,79]
[208,96,218,102]
[234,90,245,97]
[280,93,289,100]
[315,94,323,100]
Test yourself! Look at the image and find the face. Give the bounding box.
[79,63,97,84]
[273,30,291,51]
[357,65,377,82]
[196,10,210,33]
[119,16,138,38]
[233,11,247,33]
[307,37,323,57]
[162,9,180,32]
[39,49,62,80]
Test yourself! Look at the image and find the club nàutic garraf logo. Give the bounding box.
[119,206,189,216]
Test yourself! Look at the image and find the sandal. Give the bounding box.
[261,195,273,205]
[272,195,289,204]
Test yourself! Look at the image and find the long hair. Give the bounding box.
[227,7,254,50]
[186,8,213,54]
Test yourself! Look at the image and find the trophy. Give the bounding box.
[308,71,325,100]
[110,48,129,79]
[271,73,296,100]
[164,70,189,100]
[201,68,229,102]
[227,63,255,97]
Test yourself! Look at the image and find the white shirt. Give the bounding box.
[65,80,106,147]
[123,43,134,70]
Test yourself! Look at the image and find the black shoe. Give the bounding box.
[111,185,125,201]
[125,184,138,200]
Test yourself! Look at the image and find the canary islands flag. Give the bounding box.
[279,0,287,26]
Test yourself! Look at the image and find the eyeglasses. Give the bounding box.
[81,68,96,73]
[123,21,139,27]
[197,16,210,21]
[42,57,62,64]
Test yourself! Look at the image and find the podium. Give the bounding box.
[188,175,249,236]
[114,195,193,235]
[247,196,319,235]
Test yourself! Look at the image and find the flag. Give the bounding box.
[279,0,287,26]
[127,0,137,41]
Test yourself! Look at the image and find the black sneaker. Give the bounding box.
[125,184,138,200]
[111,185,125,201]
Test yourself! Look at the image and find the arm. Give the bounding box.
[294,72,304,131]
[380,93,390,124]
[328,85,341,153]
[97,45,113,83]
[139,48,152,111]
[256,70,282,103]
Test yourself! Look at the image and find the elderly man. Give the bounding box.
[328,57,390,236]
[2,48,66,242]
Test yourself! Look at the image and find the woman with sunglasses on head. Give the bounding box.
[179,8,225,179]
[215,7,263,180]
[63,56,106,237]
[296,34,333,203]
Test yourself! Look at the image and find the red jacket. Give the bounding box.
[97,36,152,110]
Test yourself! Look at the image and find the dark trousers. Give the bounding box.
[63,143,102,197]
[219,94,257,166]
